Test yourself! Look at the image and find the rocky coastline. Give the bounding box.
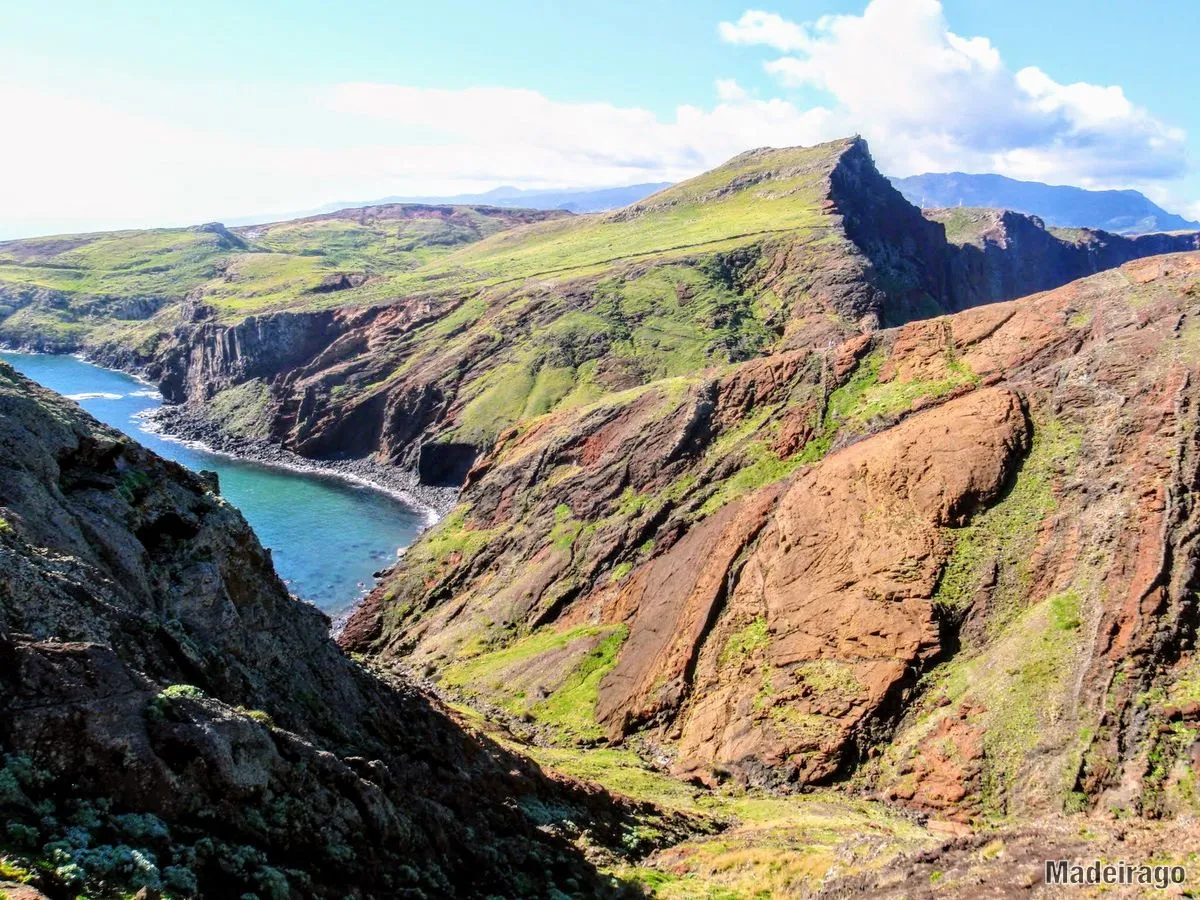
[2,343,460,520]
[144,400,459,521]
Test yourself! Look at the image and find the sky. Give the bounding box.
[2,0,1198,238]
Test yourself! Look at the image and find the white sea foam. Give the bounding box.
[130,389,161,398]
[67,391,122,401]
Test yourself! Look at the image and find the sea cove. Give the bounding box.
[1,351,426,614]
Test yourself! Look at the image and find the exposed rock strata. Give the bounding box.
[348,252,1200,825]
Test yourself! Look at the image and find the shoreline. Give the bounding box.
[142,402,459,524]
[2,345,457,632]
[2,345,458,524]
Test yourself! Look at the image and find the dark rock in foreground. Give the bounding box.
[0,362,670,898]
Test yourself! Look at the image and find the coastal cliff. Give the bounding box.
[4,140,1200,897]
[2,139,1196,485]
[0,362,680,898]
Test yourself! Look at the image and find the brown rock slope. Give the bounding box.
[0,362,682,898]
[347,251,1200,825]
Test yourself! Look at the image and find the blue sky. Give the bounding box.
[2,0,1197,237]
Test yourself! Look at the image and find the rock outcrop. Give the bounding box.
[932,206,1200,311]
[0,362,675,898]
[347,252,1200,825]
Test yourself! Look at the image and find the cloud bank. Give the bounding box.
[719,0,1187,187]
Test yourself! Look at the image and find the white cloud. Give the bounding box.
[0,78,848,237]
[720,0,1189,189]
[718,10,813,52]
[322,82,838,182]
[0,0,1194,239]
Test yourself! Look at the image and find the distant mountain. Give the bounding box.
[314,183,673,219]
[391,182,674,213]
[220,183,674,228]
[890,172,1199,235]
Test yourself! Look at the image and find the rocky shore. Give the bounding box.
[2,344,461,519]
[7,343,460,516]
[145,401,460,520]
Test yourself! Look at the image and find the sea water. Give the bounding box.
[2,351,425,615]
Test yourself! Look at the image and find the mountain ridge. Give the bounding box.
[1,137,1196,486]
[891,170,1200,234]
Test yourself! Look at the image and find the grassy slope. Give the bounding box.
[921,207,1003,247]
[0,143,860,469]
[447,697,936,899]
[0,207,567,335]
[335,142,854,452]
[377,146,839,292]
[0,142,847,343]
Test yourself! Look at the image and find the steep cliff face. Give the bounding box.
[51,138,1193,483]
[0,363,679,898]
[3,141,1197,485]
[346,252,1200,827]
[932,206,1200,311]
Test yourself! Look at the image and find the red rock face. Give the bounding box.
[354,252,1200,823]
[667,387,1029,785]
[596,485,784,738]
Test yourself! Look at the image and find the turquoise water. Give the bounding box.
[1,352,426,614]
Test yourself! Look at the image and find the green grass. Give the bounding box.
[189,252,330,312]
[818,346,979,440]
[0,227,225,296]
[975,590,1084,815]
[0,140,847,347]
[1168,656,1200,706]
[439,624,628,743]
[437,259,780,448]
[933,415,1081,622]
[531,627,629,741]
[697,439,805,517]
[455,363,538,444]
[693,345,980,518]
[245,207,524,272]
[412,504,499,566]
[884,589,1085,820]
[517,740,933,899]
[158,683,205,700]
[0,207,569,343]
[923,208,1000,247]
[877,415,1084,817]
[610,561,635,583]
[389,157,834,291]
[719,617,769,668]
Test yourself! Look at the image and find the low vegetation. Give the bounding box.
[439,624,629,744]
